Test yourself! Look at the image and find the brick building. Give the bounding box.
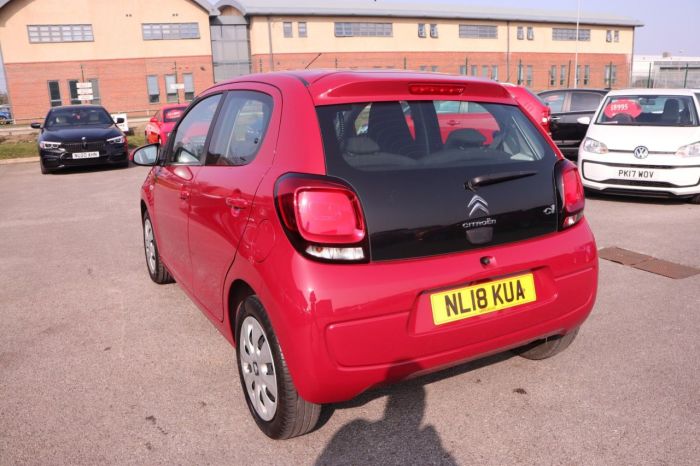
[0,0,217,122]
[0,0,642,122]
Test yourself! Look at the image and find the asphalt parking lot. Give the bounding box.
[1,162,698,465]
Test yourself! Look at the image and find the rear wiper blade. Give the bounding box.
[466,170,538,191]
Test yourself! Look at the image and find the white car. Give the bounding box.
[578,88,700,203]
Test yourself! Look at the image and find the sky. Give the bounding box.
[209,0,699,56]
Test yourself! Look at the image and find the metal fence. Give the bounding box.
[631,61,700,89]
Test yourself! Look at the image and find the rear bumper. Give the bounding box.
[263,220,598,404]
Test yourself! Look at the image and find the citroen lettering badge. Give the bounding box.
[633,146,649,159]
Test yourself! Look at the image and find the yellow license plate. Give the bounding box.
[430,273,537,326]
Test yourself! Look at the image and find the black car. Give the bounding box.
[539,89,608,159]
[32,105,128,174]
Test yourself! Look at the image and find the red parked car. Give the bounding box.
[132,71,597,439]
[144,104,188,146]
[503,83,552,134]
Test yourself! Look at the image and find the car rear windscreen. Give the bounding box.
[596,95,699,126]
[316,100,560,261]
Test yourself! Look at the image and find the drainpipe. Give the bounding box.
[506,21,511,82]
[267,16,274,72]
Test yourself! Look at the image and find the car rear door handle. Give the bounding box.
[447,120,460,126]
[550,116,561,122]
[225,196,249,210]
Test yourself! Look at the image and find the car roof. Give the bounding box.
[606,88,700,96]
[539,88,609,94]
[213,70,517,106]
[161,103,188,111]
[49,104,107,111]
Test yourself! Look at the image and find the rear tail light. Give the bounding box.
[555,160,585,229]
[275,174,369,263]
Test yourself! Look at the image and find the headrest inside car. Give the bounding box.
[445,128,487,149]
[344,136,380,155]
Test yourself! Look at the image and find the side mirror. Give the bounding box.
[30,122,41,129]
[131,144,159,166]
[116,117,125,124]
[577,116,592,125]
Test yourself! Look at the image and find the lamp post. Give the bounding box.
[574,0,581,88]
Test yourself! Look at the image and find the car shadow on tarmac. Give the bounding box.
[314,352,514,465]
[584,190,688,205]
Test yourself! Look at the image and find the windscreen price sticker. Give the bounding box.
[604,99,642,118]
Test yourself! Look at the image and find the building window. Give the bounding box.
[147,75,160,104]
[430,24,438,38]
[605,64,617,87]
[68,80,81,105]
[459,65,467,75]
[298,22,307,38]
[459,24,498,39]
[48,80,61,107]
[419,65,427,71]
[470,65,478,76]
[431,65,439,72]
[142,23,200,40]
[283,22,293,38]
[517,64,523,85]
[552,28,590,41]
[606,30,612,42]
[482,65,489,78]
[165,75,178,103]
[516,26,524,40]
[334,22,392,37]
[526,65,533,87]
[550,65,557,86]
[584,65,590,85]
[527,26,534,40]
[28,24,93,43]
[614,30,620,42]
[560,65,567,86]
[183,73,194,101]
[88,78,101,105]
[418,23,426,38]
[492,65,499,81]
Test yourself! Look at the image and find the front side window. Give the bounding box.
[142,23,200,40]
[48,81,61,107]
[206,91,273,166]
[28,24,93,43]
[596,95,699,126]
[169,94,222,164]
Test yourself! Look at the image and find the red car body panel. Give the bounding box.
[504,84,552,133]
[145,104,188,146]
[140,71,597,404]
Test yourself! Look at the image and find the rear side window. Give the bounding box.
[317,100,554,173]
[541,92,566,113]
[206,91,273,166]
[596,95,699,126]
[570,92,603,112]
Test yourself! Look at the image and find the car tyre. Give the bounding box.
[39,159,49,175]
[515,328,579,360]
[689,193,700,204]
[235,296,321,439]
[142,211,174,284]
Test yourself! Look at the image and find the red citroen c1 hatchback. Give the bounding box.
[132,71,598,439]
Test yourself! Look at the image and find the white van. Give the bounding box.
[578,88,700,203]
